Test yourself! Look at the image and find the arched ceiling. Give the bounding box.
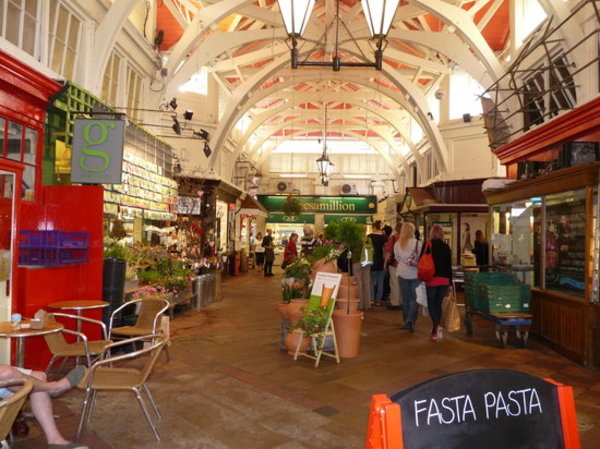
[152,0,513,175]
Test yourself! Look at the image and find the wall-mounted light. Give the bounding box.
[169,97,178,110]
[193,129,210,141]
[203,142,212,158]
[172,117,182,135]
[183,110,194,120]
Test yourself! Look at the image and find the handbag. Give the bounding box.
[406,240,420,267]
[442,287,461,332]
[416,282,427,306]
[417,240,436,281]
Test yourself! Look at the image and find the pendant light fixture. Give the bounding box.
[276,0,400,71]
[316,102,334,184]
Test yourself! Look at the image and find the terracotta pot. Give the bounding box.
[284,331,310,354]
[276,302,289,320]
[335,299,360,314]
[332,310,363,358]
[337,277,359,300]
[310,258,338,279]
[287,299,308,325]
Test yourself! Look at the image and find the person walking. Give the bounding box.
[384,223,402,310]
[394,223,422,331]
[254,232,265,272]
[473,230,489,271]
[368,220,387,306]
[262,229,276,276]
[282,232,298,268]
[420,224,452,340]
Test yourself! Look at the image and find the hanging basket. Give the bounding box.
[282,196,302,216]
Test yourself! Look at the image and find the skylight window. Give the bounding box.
[449,69,484,120]
[515,0,547,46]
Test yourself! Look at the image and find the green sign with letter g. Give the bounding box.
[71,118,125,184]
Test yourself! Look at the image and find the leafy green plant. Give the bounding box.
[282,195,303,216]
[283,258,311,281]
[323,221,365,263]
[290,306,329,337]
[323,222,339,241]
[104,243,129,260]
[306,244,333,265]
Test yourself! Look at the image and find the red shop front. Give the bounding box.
[0,50,104,370]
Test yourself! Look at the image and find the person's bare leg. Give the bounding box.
[0,365,73,397]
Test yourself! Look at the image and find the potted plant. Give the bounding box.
[284,306,330,354]
[279,258,312,321]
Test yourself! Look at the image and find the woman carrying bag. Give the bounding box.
[418,225,452,340]
[393,223,421,332]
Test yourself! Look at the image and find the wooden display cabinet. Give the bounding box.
[485,162,600,367]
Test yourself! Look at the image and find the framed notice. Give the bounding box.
[71,119,125,184]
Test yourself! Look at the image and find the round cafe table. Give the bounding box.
[48,300,109,334]
[0,320,63,367]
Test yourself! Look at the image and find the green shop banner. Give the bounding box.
[266,213,315,224]
[257,195,377,214]
[324,214,372,224]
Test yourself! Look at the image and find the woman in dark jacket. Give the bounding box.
[420,224,452,340]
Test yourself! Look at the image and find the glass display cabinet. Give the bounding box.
[485,163,600,367]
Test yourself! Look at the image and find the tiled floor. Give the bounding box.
[11,269,600,448]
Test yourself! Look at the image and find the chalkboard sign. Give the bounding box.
[389,370,566,449]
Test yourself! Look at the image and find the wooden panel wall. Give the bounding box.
[531,290,588,364]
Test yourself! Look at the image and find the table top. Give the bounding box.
[0,320,63,338]
[48,300,109,311]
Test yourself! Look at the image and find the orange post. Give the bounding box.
[544,378,581,449]
[365,394,403,449]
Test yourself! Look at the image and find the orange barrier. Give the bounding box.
[544,378,581,449]
[365,394,403,449]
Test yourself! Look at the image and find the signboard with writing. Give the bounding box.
[266,213,315,224]
[388,369,572,449]
[71,119,125,184]
[257,195,377,214]
[324,214,372,224]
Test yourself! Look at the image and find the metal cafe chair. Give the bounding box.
[108,298,168,340]
[44,313,112,372]
[76,335,166,442]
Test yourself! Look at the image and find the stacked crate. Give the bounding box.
[19,230,89,266]
[464,272,530,313]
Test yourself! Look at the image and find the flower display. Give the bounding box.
[131,285,173,300]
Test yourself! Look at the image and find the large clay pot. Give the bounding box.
[337,276,359,300]
[276,302,289,320]
[287,299,308,325]
[332,310,363,358]
[310,258,338,280]
[335,299,360,314]
[284,331,310,354]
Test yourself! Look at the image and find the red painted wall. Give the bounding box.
[16,186,104,369]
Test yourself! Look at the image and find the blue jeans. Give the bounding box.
[370,269,386,302]
[426,285,449,334]
[399,277,420,325]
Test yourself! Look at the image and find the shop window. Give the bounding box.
[48,0,81,79]
[491,198,541,287]
[22,163,35,200]
[545,190,586,297]
[6,121,22,162]
[23,127,37,165]
[102,52,122,106]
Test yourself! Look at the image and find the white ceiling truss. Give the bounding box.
[91,0,581,180]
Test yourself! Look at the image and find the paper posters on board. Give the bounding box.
[307,272,342,311]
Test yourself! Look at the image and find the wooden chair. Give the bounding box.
[0,380,33,442]
[76,335,166,442]
[108,298,169,340]
[44,313,112,372]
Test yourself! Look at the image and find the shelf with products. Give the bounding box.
[103,152,178,221]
